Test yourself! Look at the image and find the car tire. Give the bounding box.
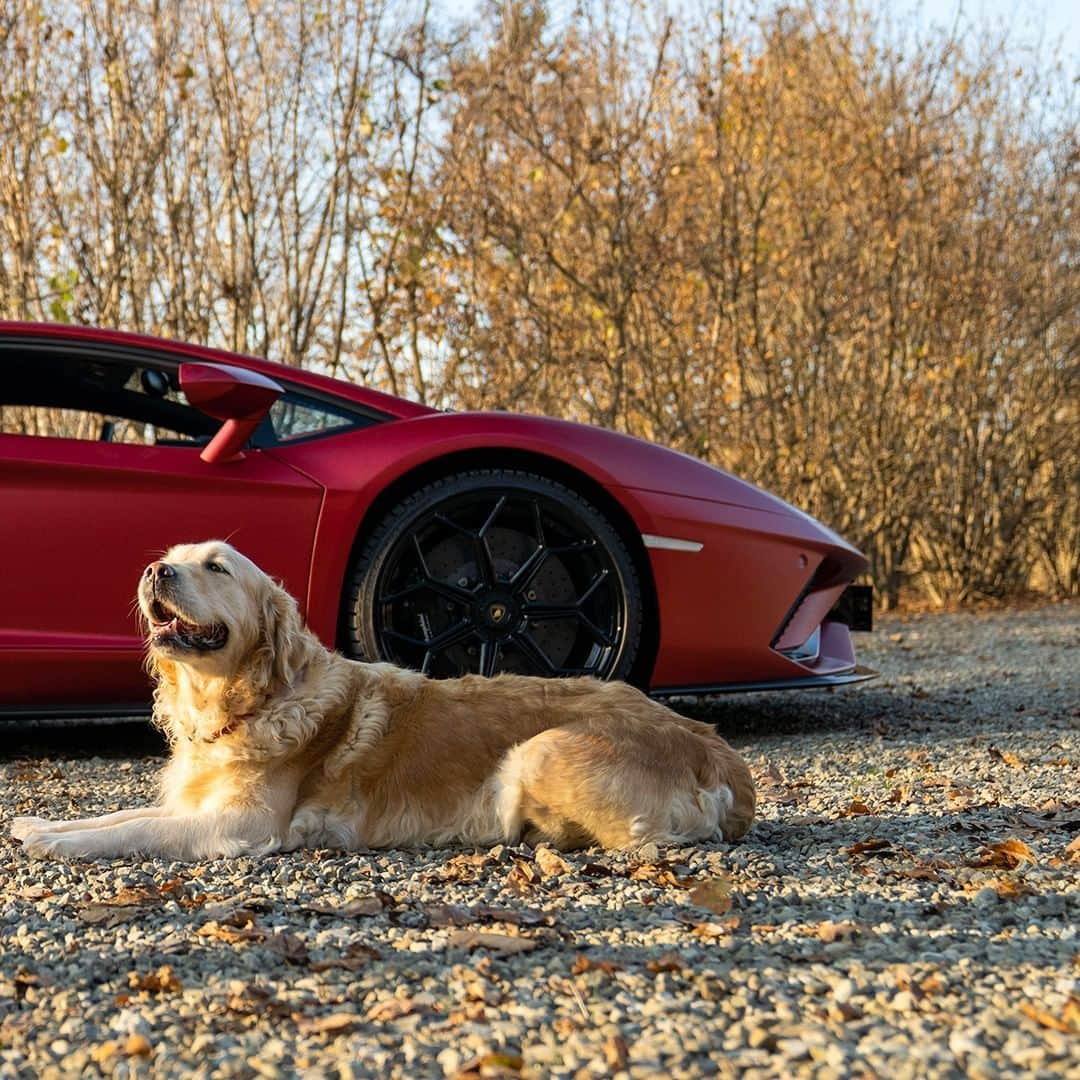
[344,469,642,680]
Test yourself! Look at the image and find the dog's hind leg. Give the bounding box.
[496,723,747,851]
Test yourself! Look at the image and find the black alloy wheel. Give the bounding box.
[345,470,642,680]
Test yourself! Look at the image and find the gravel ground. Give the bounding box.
[1,603,1078,1079]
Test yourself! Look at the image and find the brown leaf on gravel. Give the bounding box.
[988,747,1025,768]
[1018,811,1080,832]
[628,862,686,888]
[845,799,874,816]
[197,919,261,944]
[571,954,623,976]
[296,1011,363,1035]
[845,838,896,857]
[263,932,309,964]
[968,839,1037,869]
[127,966,182,994]
[533,845,571,878]
[79,903,156,928]
[816,920,858,943]
[365,997,430,1023]
[8,762,63,781]
[437,851,500,882]
[309,943,381,973]
[124,1034,152,1057]
[764,761,785,785]
[1019,998,1080,1034]
[227,984,287,1016]
[504,858,543,895]
[1066,836,1080,863]
[947,783,976,801]
[304,896,386,918]
[424,903,476,928]
[472,905,548,927]
[645,952,684,973]
[456,1052,525,1076]
[447,930,538,955]
[690,916,741,939]
[603,1035,629,1070]
[990,876,1035,900]
[17,885,52,900]
[687,875,733,914]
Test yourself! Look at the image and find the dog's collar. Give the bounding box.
[200,713,247,743]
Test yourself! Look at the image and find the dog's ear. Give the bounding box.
[250,579,308,693]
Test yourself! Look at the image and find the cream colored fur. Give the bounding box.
[12,540,756,860]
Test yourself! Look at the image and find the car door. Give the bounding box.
[0,342,324,710]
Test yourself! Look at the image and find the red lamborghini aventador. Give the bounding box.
[0,322,874,716]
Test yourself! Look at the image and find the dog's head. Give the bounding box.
[138,540,306,694]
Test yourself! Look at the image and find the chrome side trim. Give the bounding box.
[642,534,703,552]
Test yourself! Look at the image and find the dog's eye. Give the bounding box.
[206,562,229,575]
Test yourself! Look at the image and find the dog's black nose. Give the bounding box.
[145,561,175,580]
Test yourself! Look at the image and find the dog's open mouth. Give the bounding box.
[148,598,228,652]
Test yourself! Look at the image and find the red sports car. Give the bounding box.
[0,322,874,717]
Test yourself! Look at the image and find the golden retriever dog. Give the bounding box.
[13,540,755,861]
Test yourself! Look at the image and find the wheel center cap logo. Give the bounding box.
[488,602,507,624]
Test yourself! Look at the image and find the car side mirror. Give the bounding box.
[179,362,283,464]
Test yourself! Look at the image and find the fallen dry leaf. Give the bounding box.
[504,858,542,894]
[845,799,874,816]
[603,1034,629,1070]
[846,838,895,857]
[816,920,858,943]
[124,1034,152,1057]
[17,885,52,900]
[263,932,309,964]
[456,1051,525,1075]
[309,943,381,973]
[127,966,182,994]
[571,954,623,976]
[89,1042,119,1064]
[628,862,685,888]
[690,916,741,939]
[226,984,287,1016]
[687,875,733,915]
[533,846,571,878]
[472,904,547,926]
[365,997,429,1023]
[424,903,476,928]
[1065,836,1080,863]
[304,896,385,918]
[646,952,684,973]
[197,920,260,944]
[79,904,155,929]
[989,747,1025,768]
[1019,998,1080,1034]
[968,839,1037,870]
[446,930,538,954]
[297,1011,363,1035]
[991,876,1035,900]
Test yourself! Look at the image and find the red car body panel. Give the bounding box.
[0,322,871,712]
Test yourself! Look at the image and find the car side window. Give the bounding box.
[268,394,359,442]
[0,350,215,445]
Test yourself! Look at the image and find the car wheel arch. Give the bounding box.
[335,446,660,688]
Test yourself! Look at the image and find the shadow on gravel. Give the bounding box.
[0,719,165,762]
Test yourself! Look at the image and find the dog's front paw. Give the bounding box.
[11,816,52,842]
[19,829,84,860]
